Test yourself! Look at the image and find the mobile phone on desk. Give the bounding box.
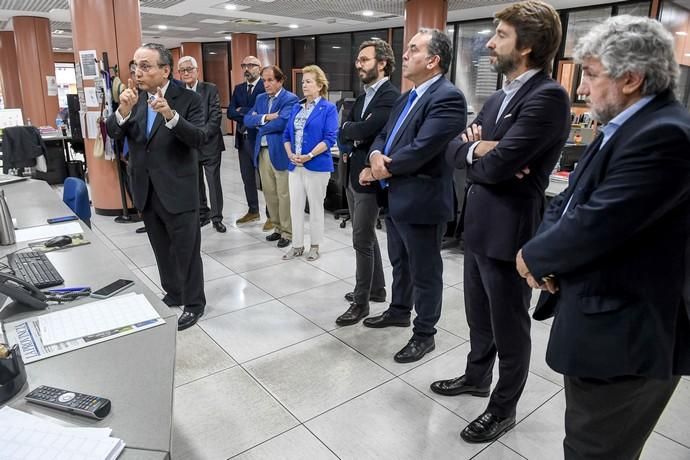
[47,215,78,224]
[90,279,134,299]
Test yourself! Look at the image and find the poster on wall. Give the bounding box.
[46,76,58,96]
[79,49,98,80]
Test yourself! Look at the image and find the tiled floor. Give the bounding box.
[89,137,690,460]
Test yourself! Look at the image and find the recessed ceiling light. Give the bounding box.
[225,4,237,10]
[209,51,217,55]
[332,46,341,49]
[225,36,232,40]
[157,25,168,30]
[371,36,379,40]
[675,31,687,36]
[478,29,492,35]
[362,10,374,16]
[289,24,299,29]
[54,29,63,34]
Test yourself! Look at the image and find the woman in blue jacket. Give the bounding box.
[282,65,338,261]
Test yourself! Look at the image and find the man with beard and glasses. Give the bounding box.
[518,16,690,459]
[335,39,399,326]
[442,1,570,443]
[228,55,265,226]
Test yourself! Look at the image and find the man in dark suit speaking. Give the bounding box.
[518,15,690,459]
[106,43,206,331]
[178,56,227,233]
[439,1,570,443]
[360,29,466,363]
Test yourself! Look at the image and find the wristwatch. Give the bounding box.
[308,152,314,159]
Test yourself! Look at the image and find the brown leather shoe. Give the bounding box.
[262,220,275,232]
[236,212,260,225]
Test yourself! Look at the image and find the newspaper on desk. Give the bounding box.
[2,293,165,364]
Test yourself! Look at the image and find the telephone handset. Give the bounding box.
[0,272,48,310]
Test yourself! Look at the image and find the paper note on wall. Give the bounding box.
[86,112,100,139]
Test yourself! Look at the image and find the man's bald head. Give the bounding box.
[241,55,262,81]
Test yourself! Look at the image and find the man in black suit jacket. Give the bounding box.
[228,55,265,225]
[518,16,690,459]
[359,29,466,363]
[178,56,227,233]
[439,1,570,443]
[106,44,206,331]
[335,39,400,326]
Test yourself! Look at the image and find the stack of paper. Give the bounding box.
[0,406,125,459]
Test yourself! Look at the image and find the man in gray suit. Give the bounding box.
[178,56,226,233]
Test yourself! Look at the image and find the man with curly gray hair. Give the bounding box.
[517,15,690,459]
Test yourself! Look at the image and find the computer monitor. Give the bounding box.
[560,144,587,171]
[568,126,595,145]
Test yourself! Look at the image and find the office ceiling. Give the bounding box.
[0,0,634,52]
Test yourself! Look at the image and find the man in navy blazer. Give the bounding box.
[359,29,466,364]
[518,16,690,459]
[244,65,299,248]
[228,55,265,225]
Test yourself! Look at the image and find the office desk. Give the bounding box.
[0,180,176,457]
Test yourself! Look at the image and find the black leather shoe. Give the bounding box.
[344,290,386,303]
[135,226,147,234]
[460,412,516,443]
[266,232,281,242]
[200,218,211,227]
[335,303,370,326]
[178,311,203,331]
[213,221,227,233]
[430,375,490,397]
[363,311,411,328]
[277,238,291,248]
[162,294,180,307]
[394,337,435,363]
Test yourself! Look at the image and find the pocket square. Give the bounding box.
[503,113,513,119]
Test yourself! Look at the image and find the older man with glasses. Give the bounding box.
[178,56,226,232]
[228,56,266,226]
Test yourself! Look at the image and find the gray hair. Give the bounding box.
[140,43,173,79]
[573,15,678,96]
[419,28,452,74]
[178,55,198,68]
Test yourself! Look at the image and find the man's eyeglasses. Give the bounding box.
[241,63,260,69]
[355,56,374,65]
[134,63,165,73]
[178,67,197,74]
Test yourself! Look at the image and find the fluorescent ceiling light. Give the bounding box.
[332,46,341,49]
[362,10,374,16]
[225,36,232,40]
[675,31,687,36]
[289,24,299,29]
[225,4,237,10]
[157,25,168,30]
[478,29,491,35]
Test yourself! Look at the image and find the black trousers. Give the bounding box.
[237,134,259,213]
[198,152,224,223]
[143,185,205,314]
[463,246,532,418]
[563,375,680,460]
[346,184,385,305]
[386,216,444,338]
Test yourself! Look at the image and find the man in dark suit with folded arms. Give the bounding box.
[178,55,227,233]
[106,43,206,331]
[359,28,466,363]
[517,15,690,459]
[228,55,265,226]
[336,39,399,326]
[439,1,570,443]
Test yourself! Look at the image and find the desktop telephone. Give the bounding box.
[0,272,48,310]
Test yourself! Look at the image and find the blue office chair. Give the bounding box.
[62,177,92,228]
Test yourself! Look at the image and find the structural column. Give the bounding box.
[230,33,257,95]
[0,31,22,109]
[13,17,59,126]
[71,0,142,214]
[403,0,448,91]
[180,42,204,80]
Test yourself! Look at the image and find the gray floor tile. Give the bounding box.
[241,259,339,298]
[207,242,288,274]
[528,320,563,387]
[332,323,465,375]
[442,254,464,287]
[306,379,485,460]
[305,246,359,279]
[174,325,237,387]
[122,243,157,269]
[641,432,690,459]
[245,334,394,421]
[202,253,235,280]
[280,280,389,331]
[172,367,298,460]
[199,300,325,363]
[108,228,151,249]
[202,275,274,320]
[201,227,261,254]
[292,234,349,254]
[232,426,338,460]
[654,378,690,448]
[401,343,562,424]
[131,268,163,295]
[111,248,136,270]
[473,443,527,460]
[437,286,470,340]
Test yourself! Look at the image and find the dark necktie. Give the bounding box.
[247,84,254,96]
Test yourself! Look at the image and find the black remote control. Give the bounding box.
[25,385,111,420]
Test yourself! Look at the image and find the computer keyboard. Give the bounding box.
[7,251,64,289]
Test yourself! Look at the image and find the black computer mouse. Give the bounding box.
[45,235,72,248]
